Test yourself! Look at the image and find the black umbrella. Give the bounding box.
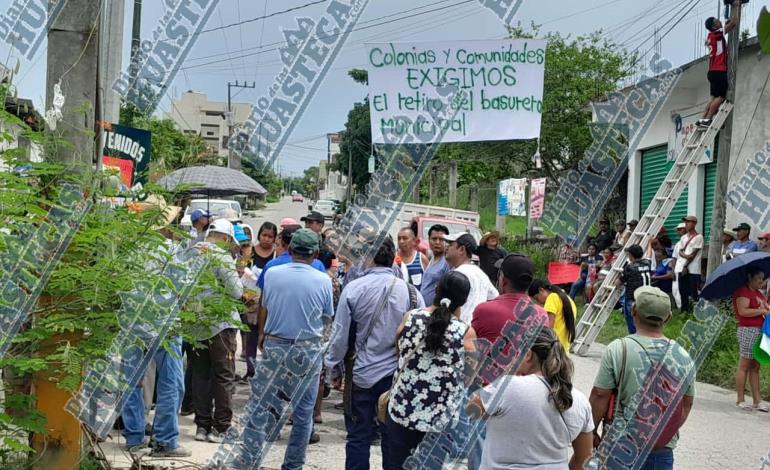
[700,251,770,300]
[157,165,267,197]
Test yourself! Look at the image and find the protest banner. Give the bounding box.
[529,177,546,219]
[366,39,545,144]
[547,261,581,285]
[100,122,151,190]
[498,178,527,216]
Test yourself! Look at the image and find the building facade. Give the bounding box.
[166,91,253,158]
[620,38,769,246]
[318,132,347,201]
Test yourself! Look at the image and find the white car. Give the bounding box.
[181,199,242,229]
[312,200,337,219]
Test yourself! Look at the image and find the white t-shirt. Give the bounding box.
[454,263,498,324]
[480,374,594,470]
[674,232,704,275]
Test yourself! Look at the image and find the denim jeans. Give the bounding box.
[640,448,674,470]
[569,272,587,299]
[345,374,393,470]
[622,296,637,334]
[122,337,184,448]
[240,337,322,470]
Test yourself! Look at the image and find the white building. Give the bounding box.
[0,96,43,172]
[619,37,769,246]
[318,132,347,201]
[166,91,253,158]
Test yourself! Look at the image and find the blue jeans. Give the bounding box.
[345,374,393,470]
[243,337,322,470]
[622,296,637,334]
[122,337,184,448]
[569,273,587,299]
[640,448,674,470]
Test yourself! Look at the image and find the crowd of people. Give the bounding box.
[115,200,705,470]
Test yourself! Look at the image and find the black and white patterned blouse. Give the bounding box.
[388,309,467,432]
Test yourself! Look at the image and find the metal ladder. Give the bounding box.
[571,103,733,356]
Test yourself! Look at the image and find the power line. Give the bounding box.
[180,0,476,71]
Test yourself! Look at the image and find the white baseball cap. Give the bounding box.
[207,218,235,241]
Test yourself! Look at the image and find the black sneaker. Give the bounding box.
[308,432,320,444]
[195,427,208,442]
[151,444,192,458]
[696,119,712,129]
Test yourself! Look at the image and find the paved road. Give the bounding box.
[100,200,770,469]
[242,196,318,233]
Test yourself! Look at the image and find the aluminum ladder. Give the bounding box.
[571,103,733,356]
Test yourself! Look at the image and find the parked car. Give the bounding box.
[180,199,242,229]
[311,199,337,219]
[292,193,304,202]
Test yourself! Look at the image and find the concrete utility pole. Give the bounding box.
[346,143,353,205]
[448,161,458,207]
[227,80,255,170]
[706,1,742,276]
[98,0,124,124]
[38,2,101,466]
[46,0,101,169]
[129,0,141,79]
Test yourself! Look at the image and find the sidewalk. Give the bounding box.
[100,343,769,469]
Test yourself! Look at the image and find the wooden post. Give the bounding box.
[469,184,479,212]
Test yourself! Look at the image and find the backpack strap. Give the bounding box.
[614,338,628,417]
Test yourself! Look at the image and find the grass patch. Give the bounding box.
[577,301,770,400]
[479,206,527,235]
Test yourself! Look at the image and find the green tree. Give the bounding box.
[330,69,371,192]
[119,104,219,179]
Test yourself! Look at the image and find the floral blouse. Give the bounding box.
[388,309,467,432]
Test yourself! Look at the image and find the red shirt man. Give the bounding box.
[471,254,548,385]
[698,2,741,128]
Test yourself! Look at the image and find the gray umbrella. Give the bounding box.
[157,165,267,197]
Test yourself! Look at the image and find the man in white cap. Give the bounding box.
[444,233,498,324]
[190,218,244,443]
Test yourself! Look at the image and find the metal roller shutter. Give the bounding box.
[702,134,720,242]
[640,145,689,243]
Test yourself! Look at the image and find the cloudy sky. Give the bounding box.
[2,0,768,176]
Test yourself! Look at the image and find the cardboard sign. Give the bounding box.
[548,262,581,284]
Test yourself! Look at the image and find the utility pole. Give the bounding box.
[346,142,353,205]
[38,2,100,466]
[448,161,458,207]
[129,0,141,79]
[227,80,255,170]
[706,1,742,276]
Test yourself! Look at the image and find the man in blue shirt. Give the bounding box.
[727,222,758,258]
[326,236,424,470]
[421,224,451,305]
[246,228,334,469]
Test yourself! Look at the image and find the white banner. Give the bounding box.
[668,106,714,164]
[366,39,546,144]
[498,178,527,216]
[529,177,546,219]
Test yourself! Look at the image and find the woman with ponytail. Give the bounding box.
[467,328,594,469]
[387,271,476,467]
[529,278,577,354]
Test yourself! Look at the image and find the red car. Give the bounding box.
[292,193,304,202]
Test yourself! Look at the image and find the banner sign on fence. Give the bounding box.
[366,39,546,144]
[498,178,527,216]
[529,177,546,219]
[100,122,151,190]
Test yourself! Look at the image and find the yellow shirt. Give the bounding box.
[543,292,576,355]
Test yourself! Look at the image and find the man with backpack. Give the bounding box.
[589,286,695,470]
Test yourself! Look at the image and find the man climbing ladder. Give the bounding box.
[697,0,743,129]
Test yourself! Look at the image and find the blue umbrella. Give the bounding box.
[700,251,770,300]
